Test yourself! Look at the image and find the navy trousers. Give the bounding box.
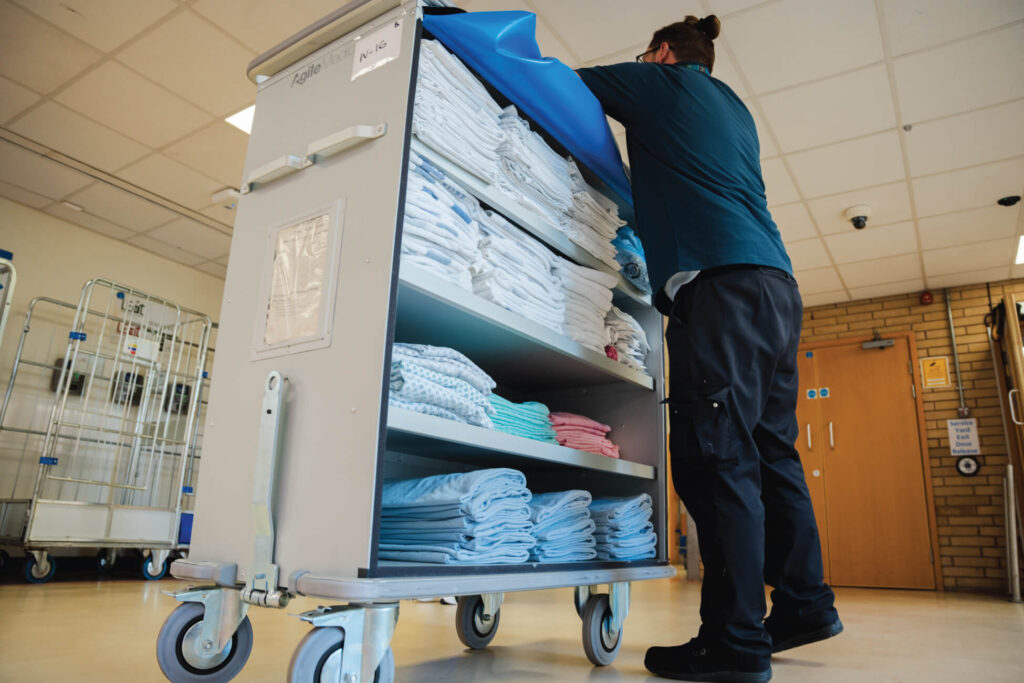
[659,266,837,667]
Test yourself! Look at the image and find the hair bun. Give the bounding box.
[696,15,721,40]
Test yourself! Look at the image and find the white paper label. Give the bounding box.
[264,214,330,347]
[352,19,403,80]
[947,418,981,456]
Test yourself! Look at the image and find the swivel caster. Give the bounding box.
[156,602,253,682]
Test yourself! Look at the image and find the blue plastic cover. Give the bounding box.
[422,10,632,206]
[178,512,194,545]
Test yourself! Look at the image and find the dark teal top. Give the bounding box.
[577,62,792,290]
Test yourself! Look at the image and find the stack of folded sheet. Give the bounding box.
[549,412,621,458]
[557,260,619,353]
[413,40,505,182]
[590,493,657,561]
[495,106,574,227]
[565,160,625,271]
[388,344,497,429]
[402,151,482,291]
[528,490,597,562]
[378,468,535,565]
[605,306,650,373]
[473,210,565,334]
[612,226,652,294]
[489,394,558,443]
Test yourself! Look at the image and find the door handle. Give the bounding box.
[828,422,835,449]
[1011,389,1023,426]
[806,424,812,450]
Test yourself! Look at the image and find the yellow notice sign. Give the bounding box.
[920,356,951,388]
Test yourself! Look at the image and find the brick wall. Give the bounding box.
[801,279,1024,592]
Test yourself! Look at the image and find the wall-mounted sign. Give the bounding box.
[947,418,980,456]
[921,356,951,388]
[807,389,817,399]
[819,387,830,398]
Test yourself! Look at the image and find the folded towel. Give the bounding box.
[528,490,592,523]
[381,468,530,517]
[488,394,559,443]
[379,543,533,565]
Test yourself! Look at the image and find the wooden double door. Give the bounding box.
[796,335,937,589]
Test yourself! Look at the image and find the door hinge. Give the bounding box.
[930,547,934,564]
[912,384,917,398]
[908,361,913,375]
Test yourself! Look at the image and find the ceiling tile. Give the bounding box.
[195,261,227,279]
[787,130,905,199]
[13,0,177,52]
[759,64,896,152]
[44,203,136,240]
[894,23,1024,125]
[918,205,1020,250]
[192,0,367,54]
[0,180,51,209]
[0,76,39,124]
[55,61,212,149]
[806,181,913,235]
[802,289,849,307]
[119,154,223,211]
[711,49,749,100]
[64,182,178,231]
[922,237,1016,277]
[847,277,924,301]
[707,0,773,16]
[839,252,921,287]
[199,203,237,227]
[772,202,818,242]
[825,221,918,264]
[0,1,101,93]
[761,157,800,206]
[787,238,832,270]
[878,0,1024,56]
[9,101,150,172]
[534,13,579,66]
[726,0,884,94]
[146,217,231,259]
[128,234,206,266]
[905,99,1024,177]
[746,105,776,159]
[913,157,1024,218]
[214,255,229,266]
[794,265,843,292]
[0,140,93,200]
[530,0,703,63]
[927,266,1011,289]
[579,42,644,68]
[164,122,249,188]
[116,11,256,117]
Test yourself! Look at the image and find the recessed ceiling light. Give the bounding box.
[225,105,255,134]
[60,200,83,212]
[1016,236,1024,265]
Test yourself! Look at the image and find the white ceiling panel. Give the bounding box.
[905,99,1024,177]
[894,23,1024,125]
[759,64,896,153]
[579,42,644,68]
[786,238,831,270]
[13,0,177,52]
[199,203,237,227]
[0,1,101,94]
[533,0,703,64]
[215,255,229,266]
[807,181,913,235]
[913,157,1024,218]
[707,0,774,16]
[801,289,849,307]
[192,0,362,54]
[55,61,212,149]
[128,234,206,266]
[9,101,150,172]
[119,154,223,211]
[761,157,800,206]
[787,130,905,199]
[44,203,136,241]
[746,105,776,159]
[0,141,93,200]
[847,277,924,301]
[771,202,818,242]
[825,221,918,264]
[711,49,749,100]
[64,182,178,231]
[146,218,231,259]
[0,76,39,124]
[0,180,50,209]
[878,0,1024,56]
[195,261,227,279]
[839,252,921,287]
[922,237,1016,276]
[461,0,579,65]
[116,11,256,117]
[927,266,1012,289]
[164,122,250,188]
[794,265,843,292]
[726,0,883,94]
[918,205,1020,250]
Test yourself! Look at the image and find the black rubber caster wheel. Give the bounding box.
[288,627,395,683]
[455,595,500,649]
[156,602,253,682]
[582,594,621,666]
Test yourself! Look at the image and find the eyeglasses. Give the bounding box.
[635,47,659,63]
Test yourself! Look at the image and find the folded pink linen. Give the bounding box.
[549,411,621,458]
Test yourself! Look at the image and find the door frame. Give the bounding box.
[799,331,944,591]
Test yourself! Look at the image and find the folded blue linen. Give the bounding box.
[593,507,653,534]
[381,468,530,518]
[528,490,592,523]
[594,531,656,548]
[589,494,652,521]
[379,543,532,564]
[534,514,595,542]
[531,546,598,562]
[380,503,531,525]
[593,521,654,540]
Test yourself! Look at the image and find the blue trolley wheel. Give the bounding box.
[142,554,168,580]
[24,553,56,584]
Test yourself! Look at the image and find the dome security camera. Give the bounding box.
[843,204,873,230]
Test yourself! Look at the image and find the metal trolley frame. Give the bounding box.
[158,2,674,681]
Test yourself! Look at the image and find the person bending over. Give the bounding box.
[577,15,842,683]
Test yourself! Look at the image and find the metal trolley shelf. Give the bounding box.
[157,2,672,681]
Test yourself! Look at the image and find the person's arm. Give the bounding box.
[576,63,655,126]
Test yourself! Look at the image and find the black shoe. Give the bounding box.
[644,639,772,682]
[765,617,843,654]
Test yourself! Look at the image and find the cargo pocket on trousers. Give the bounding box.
[664,387,740,471]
